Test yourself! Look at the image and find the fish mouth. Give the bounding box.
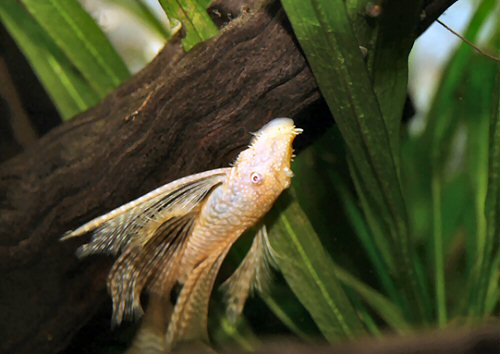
[260,117,294,131]
[250,118,303,148]
[257,118,303,136]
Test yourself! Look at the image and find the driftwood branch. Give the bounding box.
[417,0,459,35]
[0,1,461,353]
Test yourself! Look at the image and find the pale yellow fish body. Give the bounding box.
[62,118,302,351]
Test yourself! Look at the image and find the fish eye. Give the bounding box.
[250,172,263,185]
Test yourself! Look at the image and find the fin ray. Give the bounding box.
[108,212,197,326]
[61,168,229,240]
[63,168,228,258]
[220,225,276,322]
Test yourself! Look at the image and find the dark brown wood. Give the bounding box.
[0,4,319,354]
[417,0,459,35]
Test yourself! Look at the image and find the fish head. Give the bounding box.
[231,118,302,206]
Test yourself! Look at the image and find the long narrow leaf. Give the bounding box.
[0,1,101,119]
[267,191,366,342]
[22,0,130,97]
[368,1,422,155]
[104,0,172,39]
[281,0,429,321]
[158,0,218,51]
[478,39,500,316]
[260,292,316,342]
[333,264,410,333]
[330,171,405,313]
[420,0,498,320]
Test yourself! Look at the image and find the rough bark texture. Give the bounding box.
[0,0,463,353]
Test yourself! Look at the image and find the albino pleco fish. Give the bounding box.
[62,118,302,351]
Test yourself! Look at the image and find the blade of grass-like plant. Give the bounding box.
[0,1,101,119]
[22,0,130,98]
[333,264,410,333]
[211,311,260,351]
[104,0,172,39]
[267,191,366,341]
[281,0,430,321]
[348,295,381,337]
[421,0,498,321]
[477,44,500,316]
[158,0,218,51]
[346,158,395,273]
[368,1,422,156]
[292,130,405,316]
[197,0,212,7]
[460,5,499,319]
[261,275,322,341]
[348,156,431,324]
[344,163,432,326]
[484,256,500,315]
[260,292,316,342]
[464,54,498,318]
[431,170,446,326]
[291,129,411,325]
[330,171,405,313]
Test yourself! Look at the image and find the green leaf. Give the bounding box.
[103,0,172,39]
[21,0,130,97]
[368,1,422,156]
[260,289,317,342]
[211,314,260,351]
[0,1,101,119]
[281,0,430,321]
[330,171,406,313]
[158,0,218,51]
[346,0,421,156]
[333,264,410,333]
[267,191,366,341]
[477,40,500,316]
[419,0,498,320]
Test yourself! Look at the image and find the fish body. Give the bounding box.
[62,118,302,351]
[179,118,298,279]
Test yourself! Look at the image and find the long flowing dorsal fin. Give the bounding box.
[61,168,229,257]
[220,225,276,323]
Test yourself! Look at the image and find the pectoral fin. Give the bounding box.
[220,225,276,323]
[61,168,230,256]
